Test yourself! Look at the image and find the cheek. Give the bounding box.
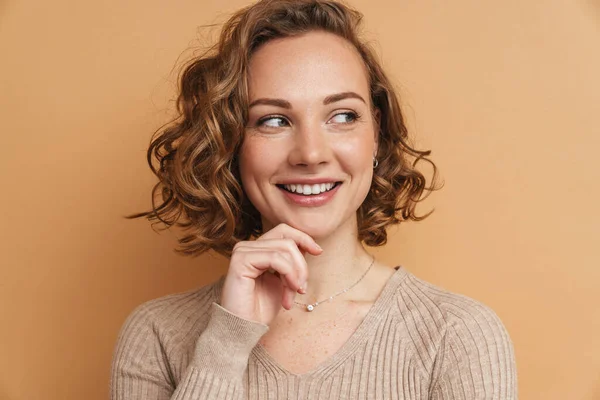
[334,133,375,169]
[238,146,258,193]
[334,134,375,204]
[239,141,262,176]
[238,138,279,191]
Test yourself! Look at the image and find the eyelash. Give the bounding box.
[256,111,361,128]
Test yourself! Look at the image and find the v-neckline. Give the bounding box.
[245,266,408,379]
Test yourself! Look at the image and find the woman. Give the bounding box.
[111,0,517,399]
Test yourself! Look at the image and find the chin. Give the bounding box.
[275,214,344,239]
[293,224,334,240]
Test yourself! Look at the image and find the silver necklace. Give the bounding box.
[294,256,375,312]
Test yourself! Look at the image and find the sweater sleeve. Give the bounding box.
[429,303,517,400]
[110,302,269,400]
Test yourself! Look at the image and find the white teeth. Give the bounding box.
[282,182,337,195]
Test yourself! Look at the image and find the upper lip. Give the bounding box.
[276,177,342,185]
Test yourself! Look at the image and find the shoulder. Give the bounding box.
[110,278,225,391]
[396,271,511,340]
[113,277,224,359]
[393,269,517,397]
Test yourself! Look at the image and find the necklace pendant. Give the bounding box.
[306,304,315,312]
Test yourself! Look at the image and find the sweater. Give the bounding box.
[110,266,517,399]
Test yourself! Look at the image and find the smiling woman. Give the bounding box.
[111,0,517,399]
[240,31,380,238]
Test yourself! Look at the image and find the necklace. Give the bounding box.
[294,256,375,312]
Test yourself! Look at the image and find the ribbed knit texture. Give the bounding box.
[110,267,517,399]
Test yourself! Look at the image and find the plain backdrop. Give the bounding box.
[1,0,599,399]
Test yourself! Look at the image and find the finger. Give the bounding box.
[232,243,306,293]
[243,239,308,293]
[283,288,296,310]
[280,279,297,310]
[259,223,323,256]
[271,271,295,310]
[233,249,302,291]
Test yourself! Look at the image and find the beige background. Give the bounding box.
[1,0,599,399]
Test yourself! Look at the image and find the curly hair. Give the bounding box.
[127,0,441,257]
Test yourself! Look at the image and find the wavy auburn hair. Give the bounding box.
[127,0,441,257]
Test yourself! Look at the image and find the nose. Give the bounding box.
[287,124,331,167]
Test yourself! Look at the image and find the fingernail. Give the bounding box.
[316,244,323,251]
[299,283,307,294]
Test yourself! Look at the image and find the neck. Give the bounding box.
[295,219,373,303]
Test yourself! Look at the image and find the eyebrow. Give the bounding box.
[248,98,292,109]
[248,91,366,109]
[323,91,366,105]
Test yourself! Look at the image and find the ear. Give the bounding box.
[372,107,381,157]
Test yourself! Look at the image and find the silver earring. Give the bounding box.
[373,157,379,169]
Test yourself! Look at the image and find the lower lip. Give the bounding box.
[278,184,341,207]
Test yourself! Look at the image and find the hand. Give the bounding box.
[220,223,323,325]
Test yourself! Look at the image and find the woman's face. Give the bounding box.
[239,31,378,239]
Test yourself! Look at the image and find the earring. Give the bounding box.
[373,157,379,169]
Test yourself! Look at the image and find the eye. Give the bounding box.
[329,111,359,124]
[257,115,289,128]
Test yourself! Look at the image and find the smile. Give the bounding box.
[276,181,343,207]
[278,182,340,195]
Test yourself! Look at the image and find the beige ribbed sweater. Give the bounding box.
[110,267,517,399]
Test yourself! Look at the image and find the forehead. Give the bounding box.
[247,31,370,104]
